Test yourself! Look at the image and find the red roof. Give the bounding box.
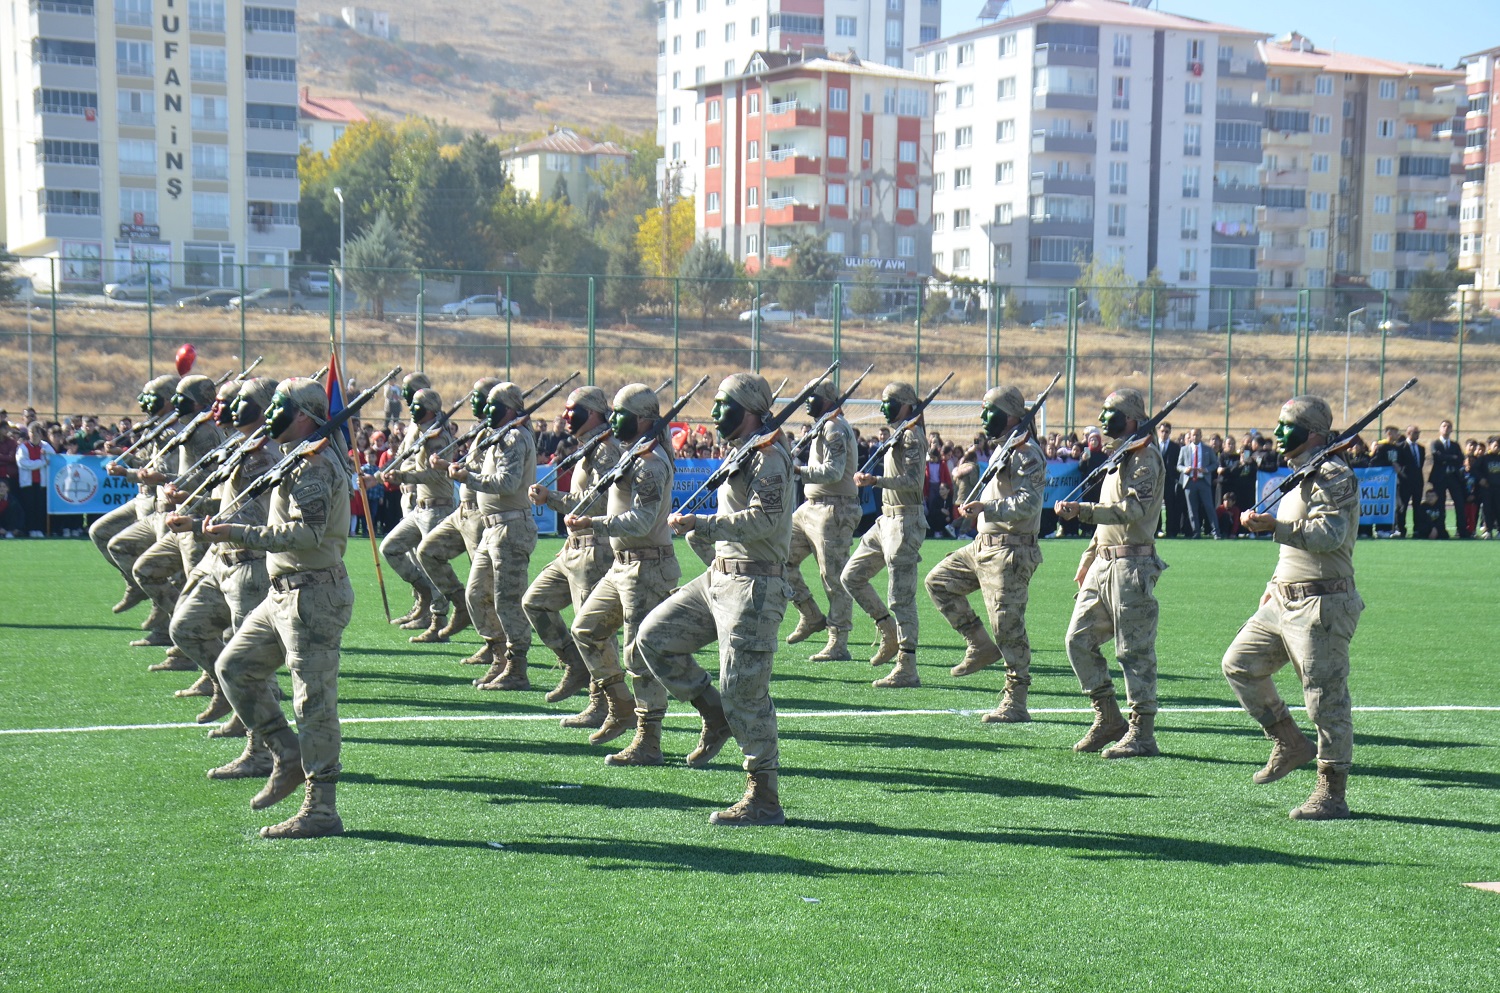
[504,128,631,157]
[299,87,369,124]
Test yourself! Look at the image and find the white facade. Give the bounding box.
[0,0,301,289]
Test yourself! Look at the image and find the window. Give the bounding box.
[1113,34,1131,67]
[1370,269,1391,290]
[1109,162,1128,195]
[935,91,948,113]
[1315,75,1334,96]
[1110,119,1128,152]
[1313,115,1332,135]
[829,135,848,159]
[694,67,705,84]
[898,188,915,210]
[114,0,149,24]
[1181,206,1199,239]
[118,139,155,176]
[1182,164,1200,198]
[189,45,227,82]
[1378,79,1397,100]
[750,15,759,34]
[897,236,915,258]
[996,119,1015,142]
[707,101,720,122]
[953,248,971,270]
[1112,77,1130,110]
[670,142,680,159]
[1179,248,1198,281]
[191,95,228,131]
[1309,191,1329,211]
[1030,236,1093,264]
[1311,153,1331,173]
[193,143,228,179]
[246,56,296,81]
[956,84,973,108]
[1185,80,1203,114]
[243,5,294,31]
[934,211,945,231]
[746,233,759,256]
[1187,38,1205,65]
[1374,195,1392,214]
[955,126,972,148]
[1371,232,1392,252]
[1183,123,1202,156]
[955,167,971,189]
[995,161,1014,184]
[836,15,857,36]
[706,146,720,166]
[1376,118,1395,138]
[193,192,230,230]
[954,208,971,229]
[957,43,974,66]
[706,192,720,212]
[830,88,848,112]
[862,185,872,207]
[746,186,759,208]
[38,140,100,165]
[747,139,759,160]
[994,202,1013,224]
[671,71,680,88]
[671,107,681,125]
[672,35,681,54]
[997,77,1016,101]
[998,34,1017,58]
[34,88,98,115]
[828,183,847,206]
[119,188,157,225]
[723,23,734,41]
[116,40,152,75]
[747,93,759,114]
[932,51,947,73]
[1108,203,1127,238]
[1308,230,1328,249]
[1375,156,1394,176]
[827,232,846,254]
[695,29,705,48]
[862,138,871,160]
[898,141,916,163]
[885,19,902,47]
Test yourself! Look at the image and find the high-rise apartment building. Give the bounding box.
[0,0,301,289]
[918,0,1267,321]
[1459,45,1499,309]
[1257,35,1461,302]
[692,49,936,275]
[655,0,941,198]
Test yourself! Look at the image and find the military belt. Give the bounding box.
[807,494,859,506]
[479,509,529,528]
[565,533,601,549]
[218,548,264,565]
[882,505,923,517]
[713,557,784,578]
[978,532,1037,548]
[1276,578,1353,601]
[1098,544,1155,561]
[270,566,345,593]
[614,546,673,563]
[416,498,454,510]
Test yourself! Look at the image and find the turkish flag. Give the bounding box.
[1413,211,1427,230]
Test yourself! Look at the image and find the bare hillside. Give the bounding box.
[297,0,657,137]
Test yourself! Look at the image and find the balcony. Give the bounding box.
[1212,228,1259,246]
[116,59,153,77]
[1263,129,1311,149]
[1397,136,1454,157]
[1259,245,1306,266]
[1257,205,1308,228]
[1214,140,1264,163]
[1213,182,1263,205]
[192,116,228,132]
[1027,260,1083,282]
[1255,90,1313,110]
[118,110,155,127]
[193,214,230,231]
[765,101,821,130]
[1401,95,1459,121]
[1218,57,1267,80]
[763,198,821,225]
[765,149,821,177]
[118,159,155,177]
[1399,211,1453,233]
[1394,249,1446,269]
[40,207,103,238]
[1034,90,1097,112]
[1031,130,1096,155]
[1029,173,1094,197]
[1209,268,1258,287]
[1216,99,1262,122]
[1396,173,1452,193]
[1028,214,1094,238]
[1034,43,1098,68]
[1262,166,1308,187]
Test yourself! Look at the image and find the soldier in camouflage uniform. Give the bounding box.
[784,375,860,662]
[842,381,927,688]
[926,385,1045,723]
[1054,388,1167,759]
[164,377,282,767]
[1222,395,1363,820]
[94,374,177,615]
[418,377,503,662]
[524,386,621,703]
[379,387,457,642]
[449,382,538,691]
[565,384,681,759]
[388,372,433,625]
[637,374,794,826]
[207,377,354,839]
[128,375,227,660]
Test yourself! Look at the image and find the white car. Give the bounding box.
[737,303,806,324]
[442,294,521,318]
[104,272,173,301]
[1029,312,1069,329]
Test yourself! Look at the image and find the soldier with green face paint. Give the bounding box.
[1054,387,1167,759]
[379,386,456,642]
[1222,394,1363,821]
[388,371,433,625]
[925,384,1046,723]
[94,374,178,615]
[417,377,504,661]
[206,376,353,839]
[842,381,927,688]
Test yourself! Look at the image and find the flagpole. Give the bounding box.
[328,349,392,622]
[358,482,391,622]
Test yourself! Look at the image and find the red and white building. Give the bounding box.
[1460,45,1500,309]
[690,49,937,277]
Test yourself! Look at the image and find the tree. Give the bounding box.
[489,92,517,131]
[922,287,950,326]
[780,235,836,321]
[532,241,581,321]
[0,245,19,303]
[344,211,413,321]
[678,239,738,328]
[1407,267,1467,324]
[634,195,695,300]
[848,265,883,320]
[1002,289,1022,327]
[548,173,572,206]
[347,64,379,98]
[1075,249,1135,329]
[603,244,646,323]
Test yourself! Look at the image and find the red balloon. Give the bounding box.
[175,343,197,376]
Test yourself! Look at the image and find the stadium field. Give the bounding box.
[2,536,1497,992]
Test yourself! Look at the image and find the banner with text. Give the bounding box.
[45,454,140,515]
[1255,466,1396,525]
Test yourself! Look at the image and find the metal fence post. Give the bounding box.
[914,282,924,395]
[1065,285,1078,434]
[49,258,59,422]
[672,279,681,389]
[504,274,513,379]
[1224,289,1234,439]
[831,282,842,384]
[1147,287,1158,411]
[1377,318,1389,433]
[238,263,247,372]
[587,276,596,385]
[416,271,426,373]
[145,259,155,378]
[1455,292,1467,434]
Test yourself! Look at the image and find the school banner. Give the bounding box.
[1255,466,1396,526]
[1044,460,1083,507]
[46,454,140,515]
[534,466,559,535]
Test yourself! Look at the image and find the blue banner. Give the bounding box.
[46,454,141,515]
[1043,460,1083,507]
[1255,466,1397,526]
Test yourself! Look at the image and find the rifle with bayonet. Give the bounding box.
[140,361,266,472]
[1059,382,1199,504]
[459,372,581,469]
[429,375,551,463]
[792,364,874,460]
[677,363,840,514]
[853,372,955,478]
[383,395,466,472]
[536,378,675,489]
[959,372,1063,504]
[570,375,711,512]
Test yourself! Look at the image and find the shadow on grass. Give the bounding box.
[338,696,557,714]
[793,764,1152,802]
[340,771,710,813]
[499,835,920,877]
[1353,811,1500,833]
[1357,765,1500,791]
[343,829,494,849]
[0,623,134,632]
[341,670,481,688]
[344,735,605,759]
[782,727,1017,754]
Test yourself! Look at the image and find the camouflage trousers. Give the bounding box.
[842,508,925,653]
[925,537,1043,682]
[217,567,354,783]
[787,497,860,633]
[90,499,149,592]
[103,507,160,597]
[686,527,716,567]
[134,527,209,637]
[170,552,276,698]
[467,517,537,663]
[573,551,681,717]
[380,503,454,612]
[1066,554,1166,716]
[636,568,789,772]
[1222,588,1363,771]
[417,507,502,640]
[523,537,614,667]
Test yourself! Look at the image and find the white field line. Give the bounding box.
[3,704,1499,737]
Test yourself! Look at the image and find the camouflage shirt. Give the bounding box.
[1079,442,1165,548]
[469,422,537,515]
[224,446,349,578]
[1271,453,1358,584]
[875,424,926,510]
[977,437,1046,536]
[386,419,456,505]
[701,433,795,563]
[801,414,857,499]
[592,444,675,551]
[547,423,622,519]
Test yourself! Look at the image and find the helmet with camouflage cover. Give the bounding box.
[232,377,278,427]
[214,380,242,425]
[265,377,328,440]
[483,382,524,427]
[409,387,442,423]
[140,374,178,416]
[713,373,772,439]
[471,376,502,419]
[173,374,217,416]
[1102,388,1147,423]
[981,385,1026,438]
[804,374,840,418]
[610,384,660,443]
[880,381,918,424]
[1276,394,1332,456]
[401,371,431,405]
[565,385,610,432]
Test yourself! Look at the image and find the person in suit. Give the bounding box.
[1427,420,1468,538]
[1177,427,1220,538]
[1371,426,1405,537]
[1155,421,1184,538]
[1396,425,1424,538]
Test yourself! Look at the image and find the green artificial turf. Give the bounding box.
[2,535,1497,992]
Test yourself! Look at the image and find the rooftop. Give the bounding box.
[502,127,632,158]
[1262,34,1463,80]
[298,88,369,124]
[690,48,936,90]
[917,0,1267,51]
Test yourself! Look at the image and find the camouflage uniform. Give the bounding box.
[465,383,539,687]
[216,377,354,838]
[786,381,859,661]
[379,389,457,625]
[926,387,1045,719]
[96,375,179,605]
[1066,388,1167,757]
[1222,395,1362,819]
[842,382,926,684]
[523,397,621,697]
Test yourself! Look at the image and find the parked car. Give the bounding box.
[1212,318,1263,333]
[738,303,806,324]
[176,289,240,310]
[442,294,521,317]
[874,304,921,324]
[300,271,332,295]
[226,288,306,313]
[103,272,173,301]
[1029,312,1069,329]
[1377,318,1409,332]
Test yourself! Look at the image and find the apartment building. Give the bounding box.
[1459,45,1499,309]
[692,49,936,276]
[918,0,1268,321]
[655,0,941,200]
[1257,34,1462,305]
[298,86,366,155]
[0,0,301,289]
[499,127,632,205]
